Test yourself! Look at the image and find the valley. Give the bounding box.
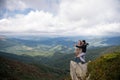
[0,35,120,80]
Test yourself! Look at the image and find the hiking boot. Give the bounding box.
[81,61,86,64]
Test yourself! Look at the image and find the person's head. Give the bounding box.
[82,40,86,44]
[78,40,83,45]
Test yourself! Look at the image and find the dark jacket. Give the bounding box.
[76,43,88,53]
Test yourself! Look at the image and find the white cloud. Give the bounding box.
[23,0,60,13]
[3,0,60,13]
[5,0,27,11]
[0,0,120,37]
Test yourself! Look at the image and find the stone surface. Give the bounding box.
[70,60,88,80]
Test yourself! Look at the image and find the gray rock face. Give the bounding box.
[70,61,88,80]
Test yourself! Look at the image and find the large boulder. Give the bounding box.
[70,61,88,80]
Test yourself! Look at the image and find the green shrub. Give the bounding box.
[88,52,120,80]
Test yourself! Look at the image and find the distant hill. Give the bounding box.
[0,37,74,57]
[8,37,75,47]
[88,52,120,80]
[103,37,120,46]
[1,36,120,49]
[86,36,120,48]
[0,56,69,80]
[0,51,35,63]
[0,38,18,49]
[1,45,120,71]
[86,45,120,61]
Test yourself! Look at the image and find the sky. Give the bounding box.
[0,0,120,37]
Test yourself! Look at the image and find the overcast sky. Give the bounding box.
[0,0,120,37]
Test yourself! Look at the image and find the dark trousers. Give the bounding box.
[75,57,80,63]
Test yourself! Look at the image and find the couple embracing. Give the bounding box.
[74,40,89,64]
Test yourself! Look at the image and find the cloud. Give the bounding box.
[0,0,5,9]
[4,0,27,11]
[1,0,60,13]
[23,0,60,13]
[0,0,60,19]
[1,0,26,11]
[0,11,58,32]
[0,0,6,18]
[0,0,120,37]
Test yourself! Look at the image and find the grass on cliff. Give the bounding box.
[88,52,120,80]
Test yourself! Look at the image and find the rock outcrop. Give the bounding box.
[70,60,88,80]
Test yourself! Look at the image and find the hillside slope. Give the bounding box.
[88,52,120,80]
[0,56,69,80]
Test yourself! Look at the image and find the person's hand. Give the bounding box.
[86,43,89,45]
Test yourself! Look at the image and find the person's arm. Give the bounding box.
[76,45,83,48]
